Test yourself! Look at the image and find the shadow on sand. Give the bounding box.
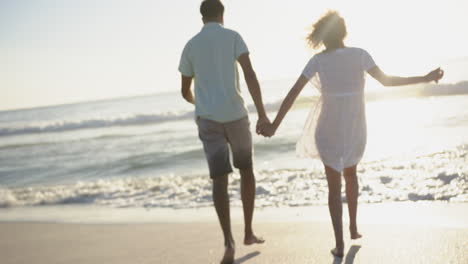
[332,245,361,264]
[235,251,261,264]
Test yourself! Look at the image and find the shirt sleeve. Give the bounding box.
[361,49,376,71]
[301,56,318,80]
[234,32,249,58]
[178,42,194,77]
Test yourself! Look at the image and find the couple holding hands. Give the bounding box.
[179,1,444,263]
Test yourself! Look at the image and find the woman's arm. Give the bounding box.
[367,66,444,87]
[260,75,309,137]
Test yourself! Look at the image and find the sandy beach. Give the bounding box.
[1,202,467,264]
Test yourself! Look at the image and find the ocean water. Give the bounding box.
[1,79,468,209]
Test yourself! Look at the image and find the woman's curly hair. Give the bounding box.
[307,11,347,49]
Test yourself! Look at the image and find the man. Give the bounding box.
[178,0,267,263]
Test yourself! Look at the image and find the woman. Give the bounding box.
[259,11,444,257]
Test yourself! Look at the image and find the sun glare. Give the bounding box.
[1,0,467,110]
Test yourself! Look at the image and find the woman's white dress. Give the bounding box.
[296,47,376,172]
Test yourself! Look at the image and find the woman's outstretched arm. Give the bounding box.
[260,75,309,137]
[367,66,444,86]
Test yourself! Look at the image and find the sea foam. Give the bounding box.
[1,145,466,209]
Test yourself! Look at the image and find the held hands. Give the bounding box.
[425,67,444,83]
[258,122,276,137]
[256,115,270,135]
[256,116,277,138]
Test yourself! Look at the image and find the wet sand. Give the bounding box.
[0,202,467,264]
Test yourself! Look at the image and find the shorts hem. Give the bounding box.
[210,168,233,179]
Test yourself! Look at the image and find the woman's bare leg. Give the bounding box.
[343,165,362,239]
[325,165,344,257]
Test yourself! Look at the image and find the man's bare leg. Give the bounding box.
[325,165,344,257]
[343,165,362,239]
[239,167,265,245]
[212,174,235,264]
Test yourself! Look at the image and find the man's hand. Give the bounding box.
[256,116,270,135]
[181,75,194,104]
[258,122,276,138]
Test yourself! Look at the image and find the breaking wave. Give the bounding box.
[1,81,467,137]
[1,145,467,209]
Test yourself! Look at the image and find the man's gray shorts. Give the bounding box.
[196,116,253,179]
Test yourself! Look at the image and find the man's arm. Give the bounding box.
[181,75,194,104]
[237,53,269,132]
[367,66,444,86]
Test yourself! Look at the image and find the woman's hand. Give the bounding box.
[258,123,277,138]
[425,67,444,83]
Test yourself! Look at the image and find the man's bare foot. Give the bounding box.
[244,234,265,245]
[220,246,235,264]
[330,247,344,258]
[351,232,362,239]
[350,230,362,239]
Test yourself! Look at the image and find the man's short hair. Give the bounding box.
[200,0,224,19]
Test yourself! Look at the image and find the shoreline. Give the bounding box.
[1,201,467,227]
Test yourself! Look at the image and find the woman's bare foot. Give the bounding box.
[331,240,344,258]
[220,245,235,264]
[244,234,265,245]
[330,247,344,258]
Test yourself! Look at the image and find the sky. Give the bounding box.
[1,0,468,111]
